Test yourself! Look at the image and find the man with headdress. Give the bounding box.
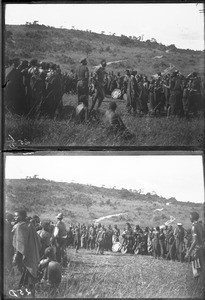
[90,59,107,112]
[185,212,205,278]
[12,209,41,296]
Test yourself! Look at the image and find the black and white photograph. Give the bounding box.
[3,3,205,148]
[3,153,205,298]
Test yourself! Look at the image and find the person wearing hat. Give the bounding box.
[174,223,185,262]
[90,59,107,113]
[54,213,68,267]
[75,57,89,113]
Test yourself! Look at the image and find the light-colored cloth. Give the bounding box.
[13,221,41,278]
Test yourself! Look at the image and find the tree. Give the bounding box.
[151,38,157,43]
[33,20,39,25]
[101,31,105,34]
[119,34,132,46]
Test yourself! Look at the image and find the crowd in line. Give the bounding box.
[4,209,205,295]
[4,57,203,124]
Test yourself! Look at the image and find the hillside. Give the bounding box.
[4,178,203,229]
[5,24,204,77]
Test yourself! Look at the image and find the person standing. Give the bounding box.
[75,58,89,117]
[53,213,67,267]
[152,226,161,259]
[96,225,106,255]
[90,59,107,112]
[12,209,40,297]
[73,224,81,253]
[174,223,185,262]
[159,228,166,258]
[185,212,205,278]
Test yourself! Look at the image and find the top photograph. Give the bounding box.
[3,3,204,149]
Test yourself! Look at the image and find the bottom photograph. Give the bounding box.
[3,153,205,299]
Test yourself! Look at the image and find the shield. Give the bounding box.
[112,242,121,253]
[134,247,140,255]
[123,93,127,101]
[121,245,128,254]
[111,89,122,99]
[76,103,85,115]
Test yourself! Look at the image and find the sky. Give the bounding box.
[4,3,204,50]
[4,153,204,204]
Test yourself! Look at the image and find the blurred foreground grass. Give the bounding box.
[4,94,204,148]
[4,248,205,298]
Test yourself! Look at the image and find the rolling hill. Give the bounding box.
[4,23,205,78]
[4,178,203,229]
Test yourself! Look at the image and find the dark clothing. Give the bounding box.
[174,227,185,262]
[190,221,205,277]
[159,232,166,258]
[126,76,138,113]
[169,77,183,116]
[41,72,62,118]
[76,64,89,105]
[90,66,106,111]
[152,231,160,258]
[4,67,27,115]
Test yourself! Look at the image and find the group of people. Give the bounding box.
[4,208,205,296]
[4,56,203,124]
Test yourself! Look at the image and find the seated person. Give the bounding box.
[104,101,135,140]
[38,247,61,285]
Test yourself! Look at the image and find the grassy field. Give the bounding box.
[4,178,204,298]
[4,94,204,148]
[4,248,205,298]
[4,178,203,229]
[5,24,204,78]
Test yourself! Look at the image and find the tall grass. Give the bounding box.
[4,249,205,298]
[4,108,204,148]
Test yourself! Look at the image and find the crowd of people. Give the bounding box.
[4,56,203,125]
[4,209,205,295]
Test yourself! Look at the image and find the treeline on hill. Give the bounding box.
[5,178,203,228]
[4,23,204,76]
